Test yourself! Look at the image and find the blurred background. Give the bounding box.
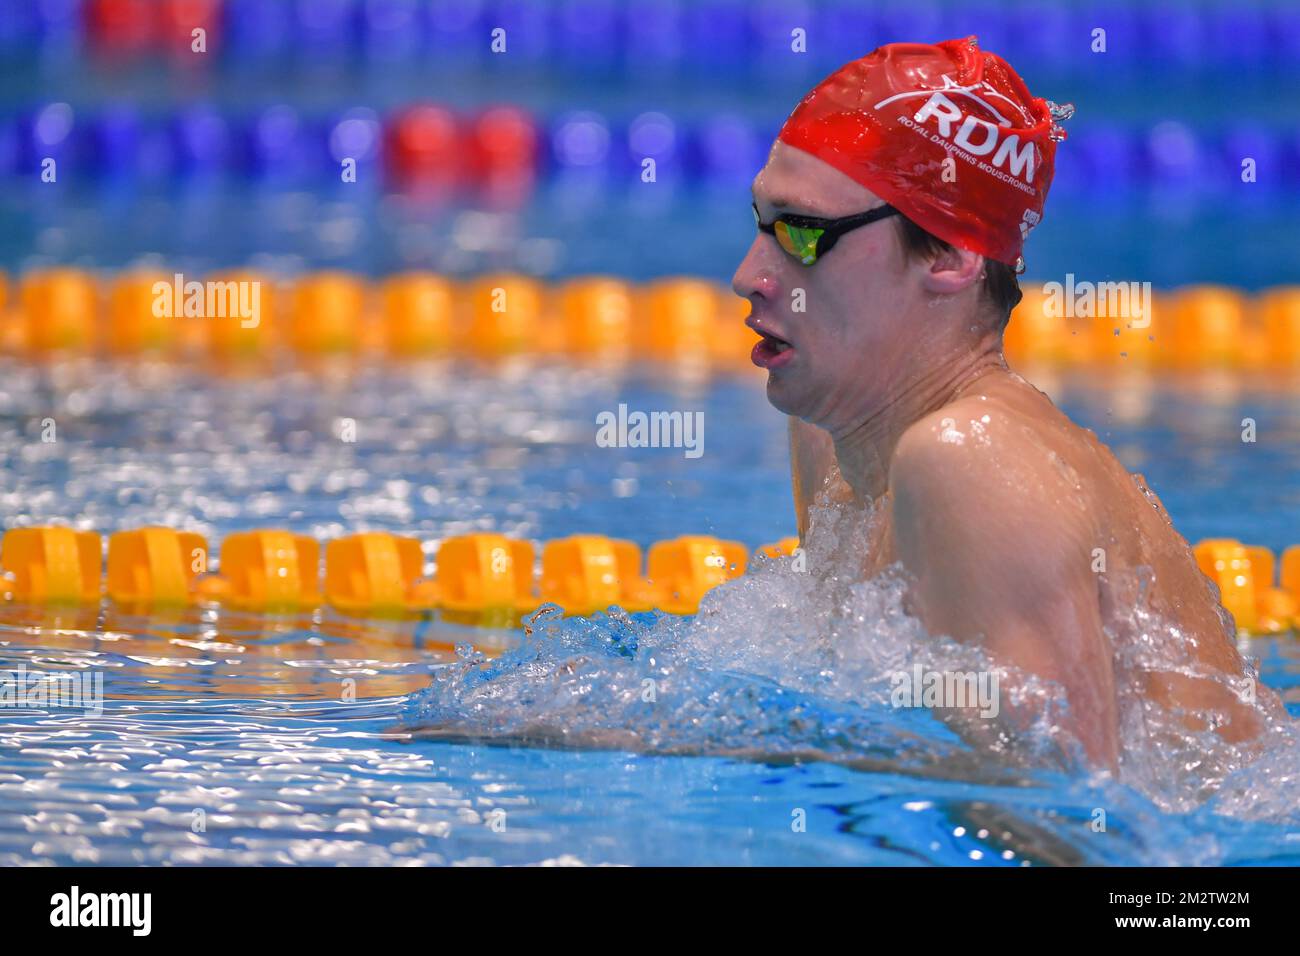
[2,0,1299,287]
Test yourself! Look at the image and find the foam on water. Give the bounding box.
[404,491,1300,831]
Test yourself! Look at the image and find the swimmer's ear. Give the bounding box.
[919,245,984,297]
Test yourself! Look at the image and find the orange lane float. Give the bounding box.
[636,277,720,365]
[1169,286,1246,370]
[758,536,801,558]
[464,273,547,357]
[18,268,98,356]
[1194,538,1258,633]
[434,532,534,614]
[2,270,1299,371]
[106,526,208,606]
[325,531,427,615]
[646,535,747,616]
[555,276,635,360]
[380,272,454,358]
[203,529,321,610]
[1,527,102,604]
[1194,539,1297,635]
[1246,544,1298,634]
[2,525,1297,632]
[1257,286,1300,370]
[205,270,275,361]
[105,272,177,356]
[289,271,366,356]
[537,534,659,615]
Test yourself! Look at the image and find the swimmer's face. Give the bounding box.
[732,141,939,432]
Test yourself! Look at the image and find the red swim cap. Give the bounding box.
[777,36,1070,268]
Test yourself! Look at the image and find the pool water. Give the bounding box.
[1,358,1298,866]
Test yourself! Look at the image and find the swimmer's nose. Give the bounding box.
[731,236,780,303]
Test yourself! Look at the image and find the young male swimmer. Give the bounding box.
[733,37,1277,770]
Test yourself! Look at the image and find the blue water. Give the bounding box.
[1,359,1298,865]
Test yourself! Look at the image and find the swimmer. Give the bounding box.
[732,37,1280,770]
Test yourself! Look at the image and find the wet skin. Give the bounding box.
[733,142,1276,771]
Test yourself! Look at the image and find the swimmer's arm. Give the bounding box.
[789,416,839,540]
[889,414,1120,770]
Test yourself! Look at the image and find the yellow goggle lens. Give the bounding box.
[774,221,823,265]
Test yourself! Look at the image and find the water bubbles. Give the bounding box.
[1044,102,1075,144]
[1046,101,1076,123]
[454,642,486,665]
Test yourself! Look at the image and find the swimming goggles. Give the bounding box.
[752,202,901,266]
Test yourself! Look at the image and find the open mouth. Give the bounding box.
[751,330,795,369]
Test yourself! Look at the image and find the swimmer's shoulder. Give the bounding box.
[892,385,1039,482]
[889,387,1103,581]
[889,378,1098,529]
[895,370,1090,468]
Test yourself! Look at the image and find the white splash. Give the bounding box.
[405,492,1299,823]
